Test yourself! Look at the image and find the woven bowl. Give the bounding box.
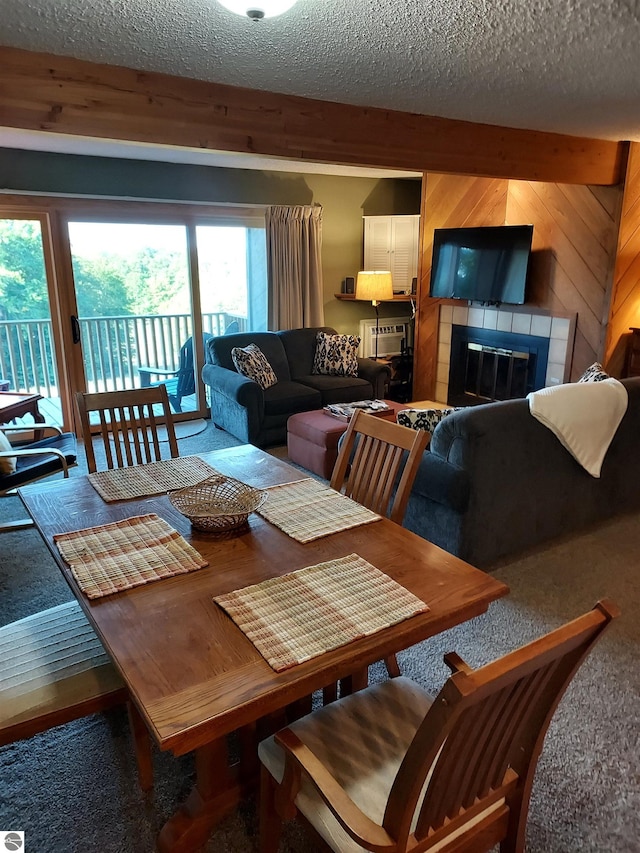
[168,475,267,533]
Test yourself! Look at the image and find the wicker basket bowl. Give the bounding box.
[168,475,267,533]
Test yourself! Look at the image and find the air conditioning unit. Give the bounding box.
[358,317,409,359]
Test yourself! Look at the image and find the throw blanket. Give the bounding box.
[527,378,628,478]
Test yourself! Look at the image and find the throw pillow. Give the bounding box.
[0,429,17,475]
[397,407,459,434]
[578,362,610,383]
[312,332,360,377]
[231,344,277,390]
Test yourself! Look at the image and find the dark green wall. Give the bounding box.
[0,147,420,334]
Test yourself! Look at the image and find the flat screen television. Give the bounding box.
[429,224,533,305]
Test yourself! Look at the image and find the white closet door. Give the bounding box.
[390,216,419,291]
[364,216,392,270]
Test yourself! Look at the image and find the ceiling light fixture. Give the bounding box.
[217,0,298,20]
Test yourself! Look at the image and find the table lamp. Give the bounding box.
[356,270,394,360]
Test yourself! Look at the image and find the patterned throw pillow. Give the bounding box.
[577,362,610,383]
[231,344,277,390]
[0,429,17,475]
[312,332,360,377]
[397,407,461,434]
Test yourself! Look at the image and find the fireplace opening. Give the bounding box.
[448,325,549,407]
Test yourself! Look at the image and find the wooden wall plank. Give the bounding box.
[605,144,640,374]
[508,183,607,321]
[413,170,623,397]
[413,175,508,400]
[0,46,626,186]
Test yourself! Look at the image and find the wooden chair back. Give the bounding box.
[386,600,619,851]
[263,601,619,853]
[330,410,429,524]
[75,386,179,474]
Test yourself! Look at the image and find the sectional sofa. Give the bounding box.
[402,377,640,567]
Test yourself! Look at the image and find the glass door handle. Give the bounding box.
[71,315,81,344]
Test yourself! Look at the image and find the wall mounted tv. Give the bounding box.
[429,224,534,305]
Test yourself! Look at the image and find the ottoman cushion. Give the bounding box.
[287,402,408,480]
[287,410,348,479]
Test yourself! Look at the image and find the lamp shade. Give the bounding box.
[355,270,394,304]
[218,0,297,18]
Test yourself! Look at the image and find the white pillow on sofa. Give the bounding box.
[0,429,17,475]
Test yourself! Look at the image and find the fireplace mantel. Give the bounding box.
[435,304,576,405]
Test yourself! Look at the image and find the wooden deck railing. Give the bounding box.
[0,312,245,396]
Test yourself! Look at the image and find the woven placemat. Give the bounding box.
[54,513,209,599]
[214,553,429,672]
[88,455,219,502]
[257,478,381,543]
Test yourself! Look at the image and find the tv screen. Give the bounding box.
[429,225,533,305]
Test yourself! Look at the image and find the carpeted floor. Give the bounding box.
[1,421,638,852]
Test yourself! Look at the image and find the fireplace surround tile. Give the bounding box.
[512,313,532,335]
[438,341,451,365]
[496,311,513,332]
[452,305,469,325]
[440,304,453,323]
[439,321,452,344]
[551,317,571,339]
[435,305,576,405]
[548,336,569,364]
[483,311,498,330]
[531,315,552,337]
[468,306,485,327]
[546,362,566,386]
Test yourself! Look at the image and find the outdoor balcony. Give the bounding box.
[0,311,246,424]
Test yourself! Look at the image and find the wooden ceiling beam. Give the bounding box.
[0,46,626,185]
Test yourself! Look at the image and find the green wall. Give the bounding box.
[0,147,420,335]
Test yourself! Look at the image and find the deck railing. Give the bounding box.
[0,312,246,396]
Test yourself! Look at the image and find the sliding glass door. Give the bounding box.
[67,221,202,414]
[0,216,64,424]
[0,199,269,428]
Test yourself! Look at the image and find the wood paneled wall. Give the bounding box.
[413,174,624,400]
[605,143,640,375]
[413,174,509,400]
[506,181,622,377]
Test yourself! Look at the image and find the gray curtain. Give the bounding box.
[266,204,325,330]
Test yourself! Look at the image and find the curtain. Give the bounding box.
[266,204,325,330]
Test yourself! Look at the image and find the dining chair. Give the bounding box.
[75,386,179,473]
[330,410,429,683]
[0,600,153,791]
[0,424,77,532]
[330,409,429,525]
[258,599,619,853]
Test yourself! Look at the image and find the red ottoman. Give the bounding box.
[287,402,408,479]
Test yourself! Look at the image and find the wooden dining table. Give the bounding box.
[19,443,509,853]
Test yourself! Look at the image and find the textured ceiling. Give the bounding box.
[1,0,639,147]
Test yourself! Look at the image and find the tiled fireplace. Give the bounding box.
[435,304,576,406]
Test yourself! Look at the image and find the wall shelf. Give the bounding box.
[334,293,414,302]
